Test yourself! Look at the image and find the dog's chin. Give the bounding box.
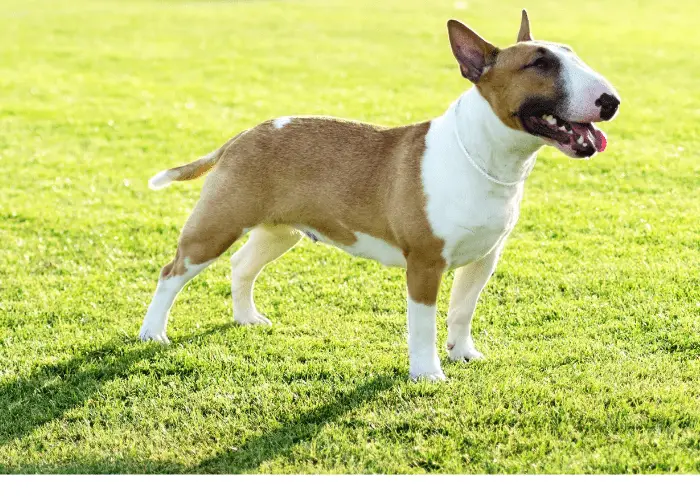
[519,112,608,160]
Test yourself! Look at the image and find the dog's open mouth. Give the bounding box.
[522,113,607,158]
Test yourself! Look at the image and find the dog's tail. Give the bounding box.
[148,132,245,190]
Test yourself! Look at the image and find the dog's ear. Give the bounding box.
[447,19,499,84]
[517,9,533,42]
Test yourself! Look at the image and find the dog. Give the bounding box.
[140,10,620,380]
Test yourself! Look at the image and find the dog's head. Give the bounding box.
[447,10,620,158]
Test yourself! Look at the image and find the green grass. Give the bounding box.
[0,0,698,474]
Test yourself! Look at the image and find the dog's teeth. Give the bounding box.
[558,126,567,132]
[568,130,573,135]
[545,115,557,125]
[576,136,584,145]
[582,142,588,147]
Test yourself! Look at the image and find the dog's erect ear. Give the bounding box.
[517,9,533,42]
[447,19,499,84]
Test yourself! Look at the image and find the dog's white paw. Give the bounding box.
[139,324,171,344]
[410,370,447,382]
[409,364,447,382]
[234,310,272,326]
[447,342,484,362]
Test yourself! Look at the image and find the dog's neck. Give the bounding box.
[451,87,543,185]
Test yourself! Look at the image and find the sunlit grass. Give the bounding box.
[0,0,698,473]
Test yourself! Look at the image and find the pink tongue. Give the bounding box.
[594,129,607,152]
[570,123,607,152]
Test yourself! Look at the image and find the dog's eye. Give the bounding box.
[528,57,552,71]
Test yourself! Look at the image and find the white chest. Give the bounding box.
[437,196,521,268]
[421,115,526,269]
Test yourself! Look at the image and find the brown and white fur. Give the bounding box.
[140,11,620,380]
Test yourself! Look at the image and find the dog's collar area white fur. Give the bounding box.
[453,97,537,187]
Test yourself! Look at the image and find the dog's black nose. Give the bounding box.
[595,93,620,121]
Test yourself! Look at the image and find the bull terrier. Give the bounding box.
[140,10,620,380]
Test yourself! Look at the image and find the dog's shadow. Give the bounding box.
[190,373,396,473]
[0,324,397,473]
[0,337,167,450]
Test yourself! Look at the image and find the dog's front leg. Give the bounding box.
[406,257,446,381]
[446,247,502,361]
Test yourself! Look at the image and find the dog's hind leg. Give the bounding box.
[139,182,248,344]
[139,253,215,344]
[230,225,302,325]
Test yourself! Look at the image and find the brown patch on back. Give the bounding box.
[166,116,446,305]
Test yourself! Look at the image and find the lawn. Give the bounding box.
[0,0,698,474]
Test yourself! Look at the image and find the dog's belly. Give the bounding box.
[297,226,407,268]
[295,217,513,270]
